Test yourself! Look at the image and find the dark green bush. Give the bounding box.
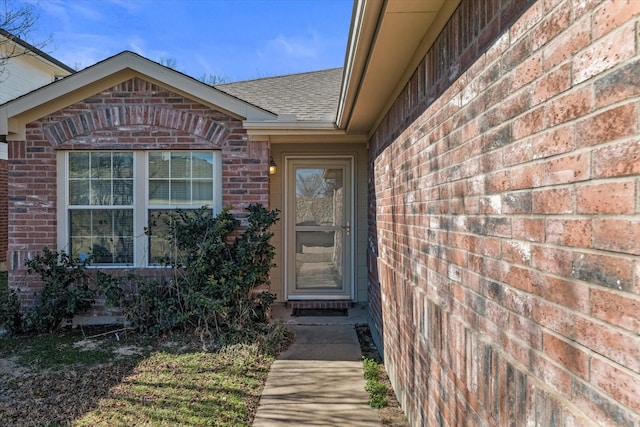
[23,248,96,333]
[101,204,279,340]
[0,272,21,334]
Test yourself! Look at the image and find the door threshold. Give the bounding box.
[287,300,352,309]
[287,300,353,317]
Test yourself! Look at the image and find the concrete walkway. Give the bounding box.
[252,305,381,426]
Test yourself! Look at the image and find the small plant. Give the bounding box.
[363,357,388,408]
[0,272,21,334]
[23,248,96,333]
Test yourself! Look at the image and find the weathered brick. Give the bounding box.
[546,218,592,248]
[593,139,640,178]
[366,0,640,425]
[532,187,575,214]
[543,152,589,185]
[575,103,637,148]
[530,352,572,395]
[512,217,545,242]
[573,251,635,292]
[573,21,636,84]
[592,357,640,412]
[532,273,590,312]
[574,315,639,371]
[571,380,636,427]
[576,180,636,214]
[592,0,640,39]
[542,13,591,70]
[594,58,640,107]
[593,218,640,256]
[543,331,590,379]
[530,62,572,106]
[512,106,544,140]
[591,288,639,333]
[545,86,592,126]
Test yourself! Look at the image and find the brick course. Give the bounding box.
[8,77,269,303]
[368,0,640,425]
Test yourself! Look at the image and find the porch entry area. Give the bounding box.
[285,156,354,301]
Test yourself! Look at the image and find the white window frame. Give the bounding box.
[57,150,222,267]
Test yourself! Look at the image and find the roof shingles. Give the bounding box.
[216,68,343,122]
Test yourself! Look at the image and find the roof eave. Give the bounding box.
[0,51,276,138]
[0,29,75,74]
[337,0,460,135]
[243,119,367,143]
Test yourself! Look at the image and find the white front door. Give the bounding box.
[285,157,353,300]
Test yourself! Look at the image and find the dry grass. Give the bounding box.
[0,325,291,426]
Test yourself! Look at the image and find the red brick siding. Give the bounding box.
[0,158,7,270]
[8,77,269,304]
[369,1,640,426]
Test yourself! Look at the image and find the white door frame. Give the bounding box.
[284,155,355,300]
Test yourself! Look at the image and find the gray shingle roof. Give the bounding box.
[215,68,343,122]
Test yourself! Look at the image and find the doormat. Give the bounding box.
[292,308,348,317]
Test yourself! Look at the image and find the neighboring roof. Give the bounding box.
[216,68,343,122]
[0,29,75,74]
[0,51,276,139]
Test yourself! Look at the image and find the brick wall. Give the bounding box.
[8,77,269,304]
[368,1,640,426]
[0,158,7,270]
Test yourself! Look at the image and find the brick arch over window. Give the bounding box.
[43,105,229,147]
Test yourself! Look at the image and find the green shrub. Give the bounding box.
[100,204,279,341]
[98,270,183,335]
[0,272,22,334]
[23,248,96,333]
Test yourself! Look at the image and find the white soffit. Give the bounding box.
[340,0,455,134]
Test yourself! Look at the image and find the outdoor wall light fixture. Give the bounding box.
[269,156,277,175]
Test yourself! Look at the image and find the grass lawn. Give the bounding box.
[0,326,291,426]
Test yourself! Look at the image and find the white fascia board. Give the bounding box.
[242,120,337,131]
[124,55,275,121]
[0,52,275,132]
[0,108,7,135]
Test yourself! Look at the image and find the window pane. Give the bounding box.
[91,210,113,235]
[69,153,90,178]
[69,209,133,265]
[171,181,190,204]
[192,153,213,178]
[192,181,213,205]
[148,152,169,178]
[113,153,133,178]
[149,180,170,205]
[70,237,92,261]
[91,180,112,205]
[114,210,134,236]
[113,179,133,205]
[69,181,90,205]
[148,210,171,264]
[91,153,113,178]
[148,209,212,264]
[115,238,133,264]
[69,210,91,236]
[170,152,191,179]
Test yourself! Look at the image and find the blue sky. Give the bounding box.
[21,0,353,82]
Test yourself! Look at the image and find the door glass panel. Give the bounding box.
[295,168,343,226]
[292,165,347,294]
[295,231,341,289]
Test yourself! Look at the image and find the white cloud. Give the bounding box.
[259,31,323,61]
